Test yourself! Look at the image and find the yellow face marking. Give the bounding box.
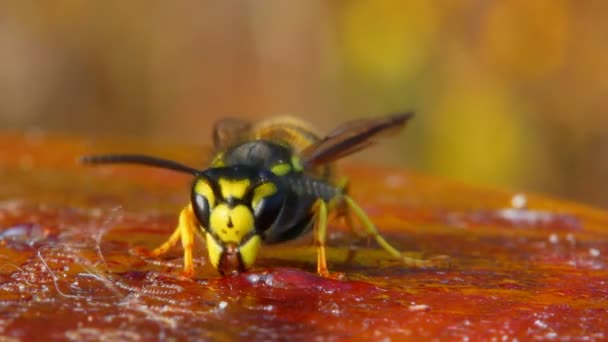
[218,178,250,200]
[252,182,277,210]
[291,156,303,172]
[239,235,261,270]
[209,204,254,243]
[270,162,291,176]
[206,232,223,269]
[194,179,215,207]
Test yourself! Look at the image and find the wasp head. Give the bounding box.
[190,166,284,275]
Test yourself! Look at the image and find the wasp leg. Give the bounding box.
[333,178,369,265]
[313,199,330,277]
[146,225,181,257]
[343,196,446,267]
[142,204,198,276]
[332,198,367,265]
[178,204,197,276]
[334,178,357,233]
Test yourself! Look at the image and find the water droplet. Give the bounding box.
[548,234,559,244]
[217,301,228,310]
[511,193,527,209]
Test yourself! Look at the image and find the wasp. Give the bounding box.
[82,113,443,277]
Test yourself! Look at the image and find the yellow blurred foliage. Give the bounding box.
[480,0,570,81]
[340,0,437,82]
[0,1,607,208]
[426,80,527,187]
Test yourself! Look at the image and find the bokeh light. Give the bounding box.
[1,1,606,208]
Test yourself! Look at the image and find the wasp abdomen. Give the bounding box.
[284,175,338,203]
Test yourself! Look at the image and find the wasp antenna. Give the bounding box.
[391,111,414,123]
[80,154,202,175]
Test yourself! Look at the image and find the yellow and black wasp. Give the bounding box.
[82,113,442,277]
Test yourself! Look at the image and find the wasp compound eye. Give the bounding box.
[251,181,284,232]
[191,178,216,228]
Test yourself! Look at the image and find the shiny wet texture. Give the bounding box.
[218,243,244,276]
[0,134,607,341]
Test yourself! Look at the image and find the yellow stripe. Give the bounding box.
[252,182,278,209]
[271,162,292,176]
[218,178,250,199]
[291,156,303,172]
[206,233,223,268]
[210,152,225,167]
[239,235,261,270]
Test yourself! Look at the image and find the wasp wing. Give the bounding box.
[214,116,322,153]
[251,116,321,153]
[212,118,253,151]
[300,112,414,167]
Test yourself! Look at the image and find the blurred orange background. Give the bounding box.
[1,1,606,208]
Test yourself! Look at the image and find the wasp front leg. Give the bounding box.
[313,199,331,277]
[138,204,198,277]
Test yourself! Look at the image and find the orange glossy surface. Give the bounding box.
[0,133,607,340]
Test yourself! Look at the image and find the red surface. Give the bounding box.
[0,133,607,341]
